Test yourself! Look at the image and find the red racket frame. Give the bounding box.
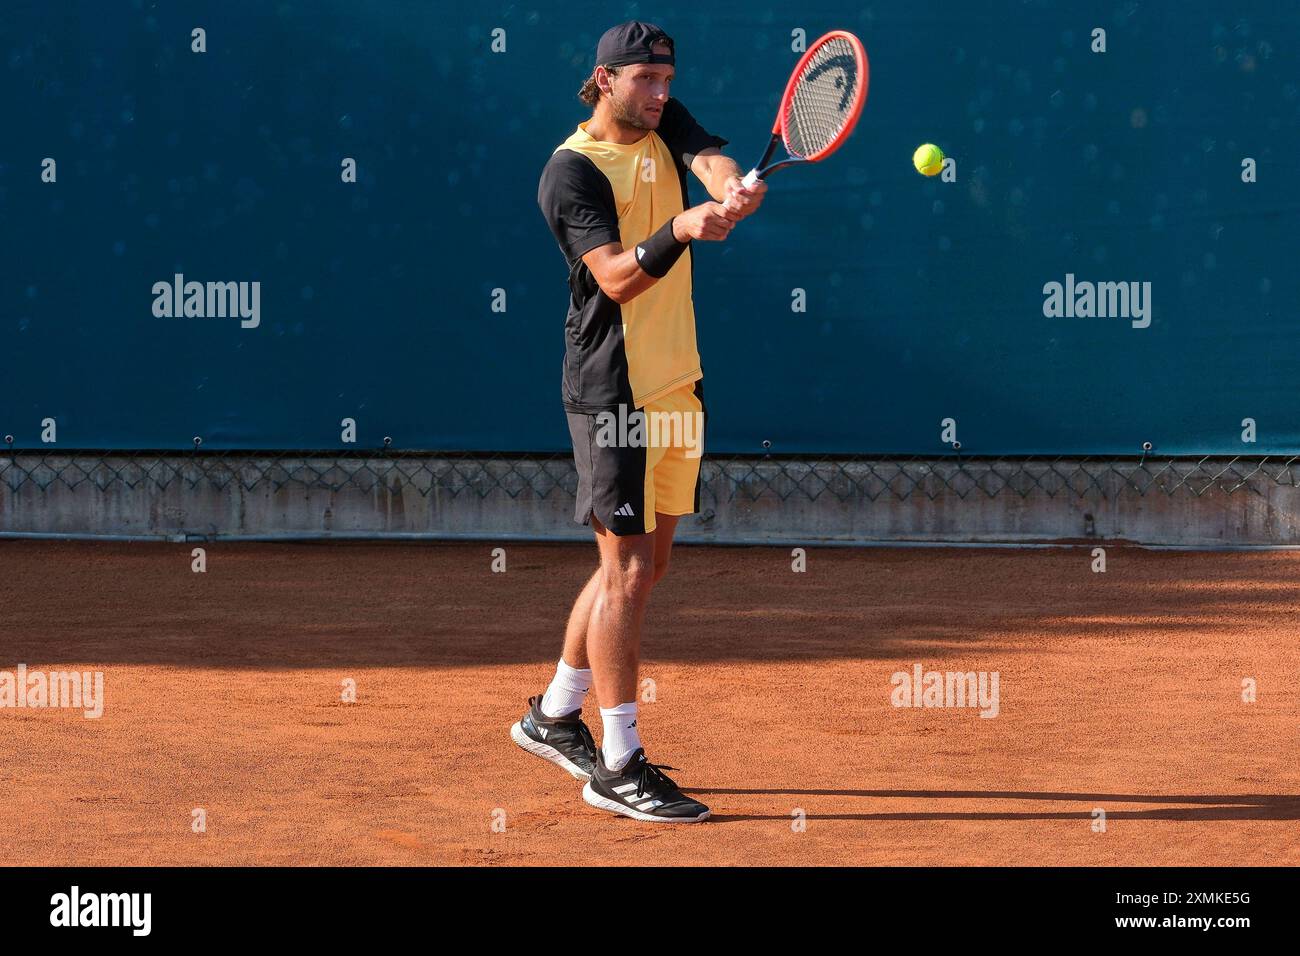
[776,29,869,162]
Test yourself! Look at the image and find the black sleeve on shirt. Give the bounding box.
[656,97,729,169]
[537,150,622,263]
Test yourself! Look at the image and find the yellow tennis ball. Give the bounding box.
[913,143,945,176]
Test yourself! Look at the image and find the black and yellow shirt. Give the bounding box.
[538,97,727,413]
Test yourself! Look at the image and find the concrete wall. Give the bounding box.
[3,455,1299,547]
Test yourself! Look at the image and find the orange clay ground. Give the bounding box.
[0,539,1295,866]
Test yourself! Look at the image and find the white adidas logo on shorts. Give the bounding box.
[614,503,636,517]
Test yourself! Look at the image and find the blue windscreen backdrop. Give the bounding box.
[2,1,1297,453]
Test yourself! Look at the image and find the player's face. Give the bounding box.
[610,61,673,131]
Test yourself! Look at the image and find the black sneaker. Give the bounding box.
[510,694,597,781]
[582,747,711,823]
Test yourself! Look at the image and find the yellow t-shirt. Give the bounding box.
[538,97,728,412]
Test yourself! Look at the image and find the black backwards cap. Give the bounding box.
[594,21,675,69]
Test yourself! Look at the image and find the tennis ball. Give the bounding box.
[913,143,945,177]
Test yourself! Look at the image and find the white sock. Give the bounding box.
[600,702,641,771]
[539,659,592,718]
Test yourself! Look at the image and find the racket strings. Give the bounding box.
[783,36,861,158]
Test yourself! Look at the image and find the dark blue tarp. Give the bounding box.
[3,0,1297,453]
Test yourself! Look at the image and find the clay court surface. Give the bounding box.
[1,539,1296,866]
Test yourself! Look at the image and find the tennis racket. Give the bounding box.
[736,30,869,191]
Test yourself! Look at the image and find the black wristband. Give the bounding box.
[634,217,690,278]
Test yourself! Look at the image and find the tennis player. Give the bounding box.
[511,21,765,822]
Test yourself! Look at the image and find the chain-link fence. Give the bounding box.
[6,448,1300,544]
[4,449,1299,503]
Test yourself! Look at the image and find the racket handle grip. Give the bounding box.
[741,168,762,189]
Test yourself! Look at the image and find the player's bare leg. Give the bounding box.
[586,515,656,708]
[650,512,680,586]
[511,513,681,782]
[561,512,678,672]
[558,569,599,670]
[581,511,709,821]
[509,540,610,782]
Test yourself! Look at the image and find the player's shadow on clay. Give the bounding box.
[689,789,1300,822]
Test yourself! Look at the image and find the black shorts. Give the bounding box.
[566,380,706,536]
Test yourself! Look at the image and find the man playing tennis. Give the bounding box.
[512,20,765,822]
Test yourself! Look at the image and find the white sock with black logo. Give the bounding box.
[600,702,641,772]
[539,658,592,718]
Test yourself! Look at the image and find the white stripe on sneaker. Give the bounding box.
[582,782,710,824]
[510,722,592,782]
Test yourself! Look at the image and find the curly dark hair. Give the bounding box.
[578,65,620,106]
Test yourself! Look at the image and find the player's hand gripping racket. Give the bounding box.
[736,30,869,191]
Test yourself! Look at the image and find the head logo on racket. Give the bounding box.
[739,30,869,189]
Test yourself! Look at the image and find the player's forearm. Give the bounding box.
[599,250,662,304]
[701,155,743,203]
[585,217,691,304]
